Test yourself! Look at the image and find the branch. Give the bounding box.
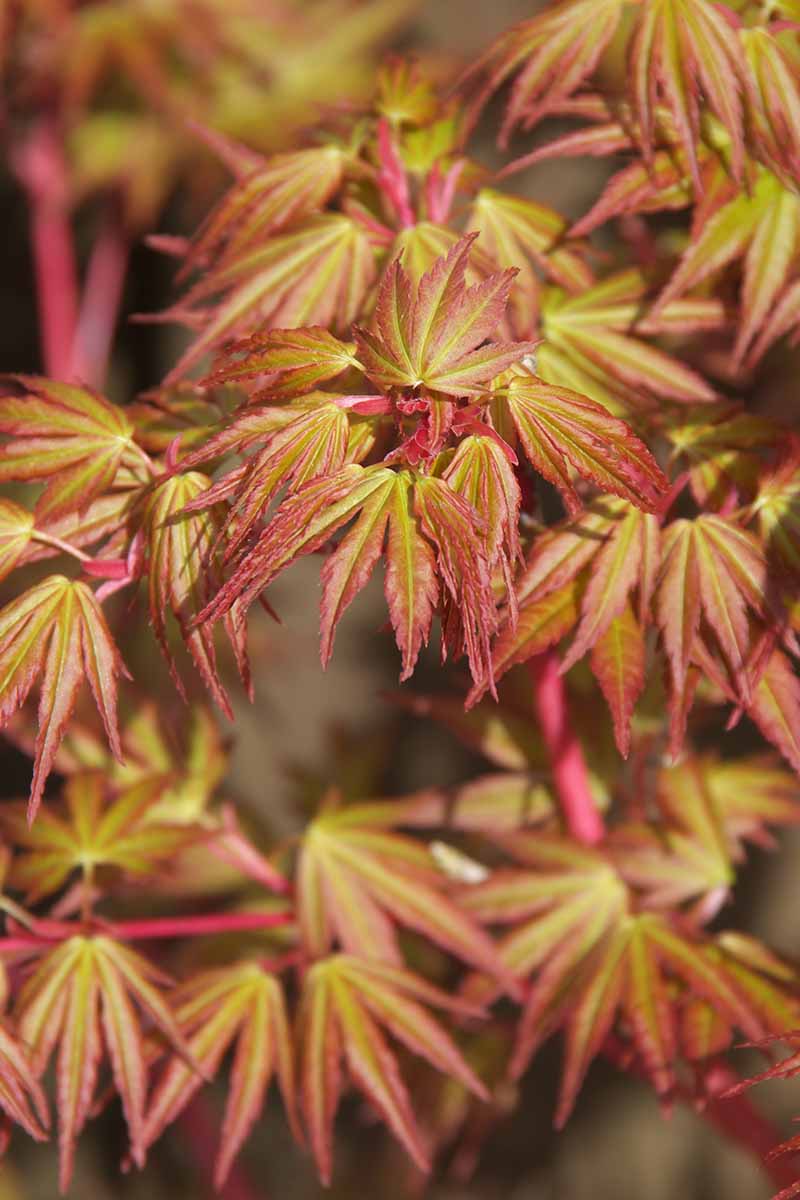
[0,909,293,950]
[14,121,79,380]
[529,649,604,844]
[71,199,129,388]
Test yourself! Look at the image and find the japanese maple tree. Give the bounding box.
[2,2,800,1197]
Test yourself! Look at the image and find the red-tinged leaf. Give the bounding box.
[384,474,439,682]
[556,925,629,1126]
[142,472,249,717]
[353,235,536,397]
[462,0,623,141]
[320,472,397,669]
[503,373,668,513]
[747,277,800,365]
[656,520,702,706]
[590,603,646,757]
[0,498,34,583]
[541,274,717,406]
[414,474,498,694]
[629,0,747,188]
[185,146,346,272]
[16,936,191,1191]
[467,188,593,334]
[486,578,584,695]
[748,649,800,775]
[0,378,138,521]
[165,215,377,382]
[0,1023,49,1144]
[205,326,359,399]
[298,955,486,1183]
[0,575,125,820]
[443,434,522,601]
[142,965,296,1187]
[653,170,800,363]
[208,401,350,559]
[623,916,676,1095]
[562,505,648,671]
[569,147,694,239]
[1,771,196,902]
[197,465,389,626]
[298,801,519,994]
[742,27,800,185]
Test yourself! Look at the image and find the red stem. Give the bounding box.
[71,201,129,388]
[0,910,292,950]
[15,121,80,379]
[529,650,604,845]
[699,1061,800,1192]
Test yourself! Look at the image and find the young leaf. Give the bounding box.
[15,936,191,1190]
[298,955,487,1184]
[0,378,140,521]
[143,963,297,1188]
[1,771,196,903]
[0,576,125,821]
[353,234,537,397]
[297,797,517,991]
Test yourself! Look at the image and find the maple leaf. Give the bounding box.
[205,326,361,400]
[297,954,488,1184]
[0,378,145,521]
[184,144,347,274]
[142,962,297,1188]
[1,770,196,903]
[654,514,788,747]
[466,188,593,335]
[652,167,800,366]
[500,371,668,514]
[297,794,517,990]
[164,214,378,382]
[538,270,719,412]
[353,234,537,397]
[458,834,799,1124]
[740,26,800,185]
[466,0,752,188]
[666,407,779,508]
[197,463,498,689]
[461,0,624,143]
[0,575,125,821]
[14,935,192,1190]
[141,472,250,717]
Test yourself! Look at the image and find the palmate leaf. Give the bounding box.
[740,26,800,185]
[539,270,719,411]
[297,796,517,991]
[164,214,378,382]
[15,936,192,1190]
[142,963,296,1188]
[1,770,196,903]
[0,576,125,821]
[462,0,624,142]
[501,372,668,515]
[466,0,751,185]
[353,234,537,397]
[298,955,488,1184]
[652,167,800,366]
[0,378,142,522]
[205,326,360,400]
[458,835,800,1125]
[142,472,250,718]
[466,188,593,335]
[197,464,497,690]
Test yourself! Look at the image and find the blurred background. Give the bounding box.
[1,1,799,1197]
